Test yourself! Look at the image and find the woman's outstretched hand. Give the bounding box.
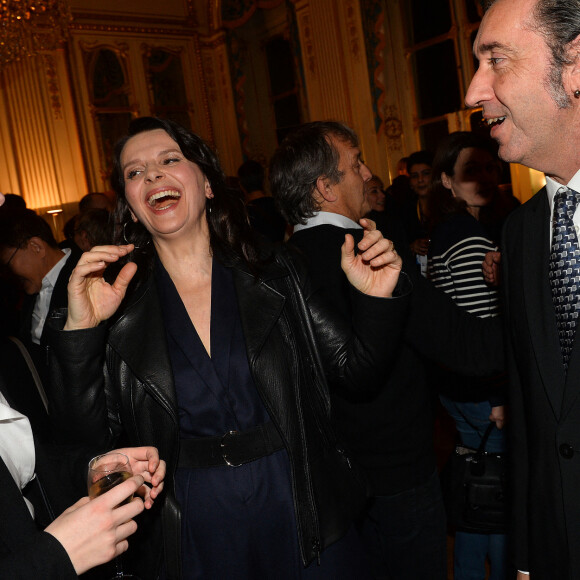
[341,219,402,298]
[65,245,137,330]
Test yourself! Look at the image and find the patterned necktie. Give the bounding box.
[549,186,580,368]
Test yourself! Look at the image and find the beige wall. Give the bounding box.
[0,0,539,215]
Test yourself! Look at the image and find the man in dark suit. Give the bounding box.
[270,121,505,579]
[469,1,580,578]
[0,208,81,383]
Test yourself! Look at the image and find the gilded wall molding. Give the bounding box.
[72,23,194,36]
[345,0,361,60]
[199,32,228,50]
[192,33,214,144]
[299,12,316,75]
[43,55,64,120]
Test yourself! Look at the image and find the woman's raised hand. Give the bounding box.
[340,219,402,298]
[65,245,138,330]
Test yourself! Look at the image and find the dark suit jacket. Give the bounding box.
[0,370,82,579]
[0,332,97,579]
[18,247,81,387]
[503,187,580,579]
[0,457,77,579]
[289,224,505,495]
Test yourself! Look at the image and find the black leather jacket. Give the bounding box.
[47,251,410,579]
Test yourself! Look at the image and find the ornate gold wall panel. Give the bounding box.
[68,29,213,191]
[381,0,419,178]
[292,0,389,182]
[0,50,88,211]
[199,32,243,176]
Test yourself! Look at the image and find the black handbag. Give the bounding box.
[441,422,508,534]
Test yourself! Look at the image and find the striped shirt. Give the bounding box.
[428,214,499,319]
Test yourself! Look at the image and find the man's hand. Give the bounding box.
[489,405,505,430]
[45,475,145,575]
[341,218,402,298]
[410,237,429,256]
[111,446,166,509]
[483,251,501,287]
[65,244,137,330]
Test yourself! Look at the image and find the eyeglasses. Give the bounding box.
[1,245,21,274]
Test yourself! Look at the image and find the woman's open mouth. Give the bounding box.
[147,190,181,211]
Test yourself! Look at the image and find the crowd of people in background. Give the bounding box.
[3,0,580,578]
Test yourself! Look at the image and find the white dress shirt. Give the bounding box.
[31,248,71,344]
[292,211,362,233]
[0,391,36,516]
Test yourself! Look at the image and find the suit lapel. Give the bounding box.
[523,189,566,419]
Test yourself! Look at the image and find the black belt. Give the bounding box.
[178,422,284,468]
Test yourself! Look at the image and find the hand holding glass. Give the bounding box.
[87,452,139,579]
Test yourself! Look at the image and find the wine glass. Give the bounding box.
[87,452,140,579]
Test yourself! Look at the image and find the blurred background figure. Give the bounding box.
[0,193,27,210]
[73,208,113,251]
[386,175,413,207]
[427,131,511,580]
[396,156,409,176]
[237,159,288,243]
[364,174,409,251]
[78,191,113,213]
[61,192,113,251]
[365,175,386,214]
[398,150,434,276]
[0,209,81,383]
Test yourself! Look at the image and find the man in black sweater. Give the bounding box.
[270,121,505,579]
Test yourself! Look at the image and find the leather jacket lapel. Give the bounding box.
[108,279,178,419]
[524,190,565,419]
[233,261,287,367]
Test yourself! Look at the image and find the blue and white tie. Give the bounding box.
[549,186,580,368]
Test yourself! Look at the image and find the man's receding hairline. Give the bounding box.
[475,0,543,56]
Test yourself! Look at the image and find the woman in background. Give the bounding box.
[427,131,508,580]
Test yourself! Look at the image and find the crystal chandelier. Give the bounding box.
[0,1,72,66]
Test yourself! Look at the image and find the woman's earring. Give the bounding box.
[123,221,133,245]
[123,221,150,250]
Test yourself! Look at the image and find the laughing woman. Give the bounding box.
[47,117,410,579]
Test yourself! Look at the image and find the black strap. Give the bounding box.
[477,422,496,454]
[178,422,284,468]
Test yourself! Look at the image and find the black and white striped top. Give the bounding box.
[428,214,500,319]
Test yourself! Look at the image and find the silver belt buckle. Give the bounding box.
[221,430,242,467]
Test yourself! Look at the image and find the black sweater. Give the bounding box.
[290,223,504,494]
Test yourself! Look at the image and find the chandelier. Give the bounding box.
[0,1,72,66]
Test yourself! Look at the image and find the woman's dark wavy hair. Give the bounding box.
[427,131,500,232]
[110,117,260,282]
